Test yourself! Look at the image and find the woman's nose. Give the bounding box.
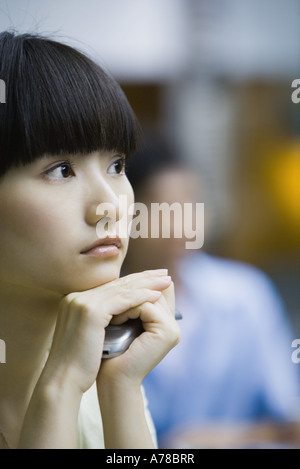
[84,180,120,226]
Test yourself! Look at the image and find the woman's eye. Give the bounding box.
[45,162,75,179]
[108,157,126,175]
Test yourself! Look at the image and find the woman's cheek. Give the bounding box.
[0,187,71,247]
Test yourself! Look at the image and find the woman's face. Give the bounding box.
[0,151,134,295]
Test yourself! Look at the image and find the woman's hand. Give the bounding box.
[96,279,180,449]
[97,281,180,385]
[40,269,172,395]
[19,269,179,449]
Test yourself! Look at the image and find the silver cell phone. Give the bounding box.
[102,310,182,359]
[102,318,144,359]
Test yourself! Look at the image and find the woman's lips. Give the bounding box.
[81,237,121,258]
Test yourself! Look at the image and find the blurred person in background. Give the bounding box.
[122,141,300,449]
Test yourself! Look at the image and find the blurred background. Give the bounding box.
[1,0,300,448]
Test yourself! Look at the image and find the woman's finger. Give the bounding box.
[159,282,175,317]
[63,271,172,327]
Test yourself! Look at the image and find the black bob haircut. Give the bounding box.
[0,31,139,177]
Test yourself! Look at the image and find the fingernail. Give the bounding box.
[157,269,168,275]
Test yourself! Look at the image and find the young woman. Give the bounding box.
[0,31,180,449]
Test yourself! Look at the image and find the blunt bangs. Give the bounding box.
[0,31,139,177]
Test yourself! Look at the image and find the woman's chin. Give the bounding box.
[63,271,121,294]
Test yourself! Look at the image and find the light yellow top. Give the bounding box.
[77,383,157,449]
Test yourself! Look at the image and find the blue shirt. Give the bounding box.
[143,253,300,444]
